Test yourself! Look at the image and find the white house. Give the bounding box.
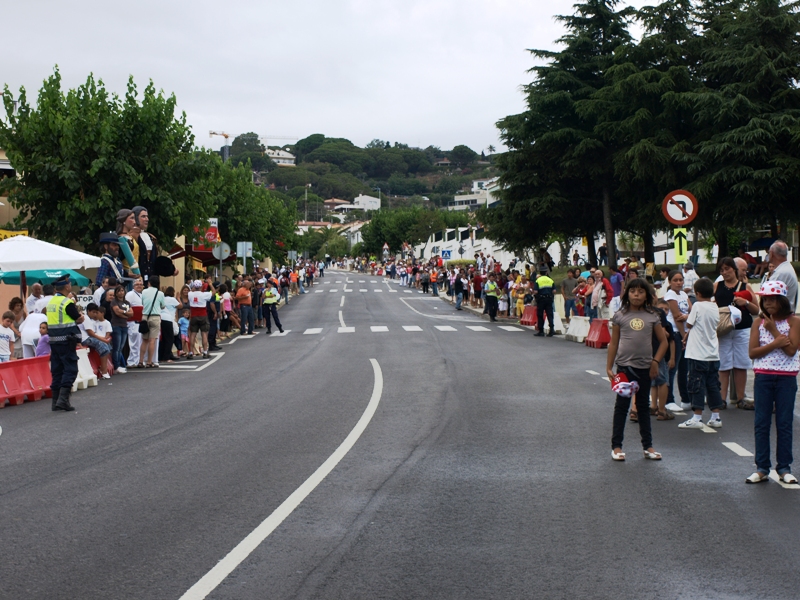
[266,148,296,167]
[353,194,381,211]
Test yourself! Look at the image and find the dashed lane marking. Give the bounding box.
[700,424,718,434]
[370,326,389,332]
[435,325,457,331]
[403,326,423,331]
[359,280,365,283]
[769,471,800,489]
[330,289,338,292]
[722,442,754,457]
[303,328,323,335]
[586,370,600,375]
[337,327,355,333]
[466,326,490,331]
[389,289,397,293]
[404,290,413,293]
[498,325,524,332]
[340,296,345,307]
[373,289,383,293]
[314,290,324,294]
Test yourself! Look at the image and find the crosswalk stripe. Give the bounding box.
[373,289,383,293]
[435,325,457,331]
[329,289,337,292]
[359,280,365,283]
[359,289,368,292]
[389,290,398,293]
[722,442,754,457]
[272,330,290,336]
[303,328,323,335]
[404,290,413,293]
[314,290,324,293]
[498,325,524,332]
[337,327,355,333]
[465,326,490,331]
[769,470,800,489]
[370,326,389,332]
[403,325,423,331]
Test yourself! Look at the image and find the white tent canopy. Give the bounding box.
[0,235,101,272]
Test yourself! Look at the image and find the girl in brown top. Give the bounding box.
[607,278,669,461]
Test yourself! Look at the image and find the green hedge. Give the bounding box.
[446,259,474,269]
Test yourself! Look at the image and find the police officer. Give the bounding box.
[262,279,284,334]
[47,276,84,412]
[484,273,500,322]
[534,270,556,337]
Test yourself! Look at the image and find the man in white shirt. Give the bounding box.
[26,283,43,314]
[682,261,699,303]
[125,278,144,367]
[34,285,55,314]
[768,240,798,312]
[93,276,113,306]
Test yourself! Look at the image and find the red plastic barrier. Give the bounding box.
[22,355,52,400]
[87,348,114,377]
[585,319,611,349]
[520,305,538,327]
[0,360,34,407]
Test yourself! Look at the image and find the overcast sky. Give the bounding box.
[5,0,650,154]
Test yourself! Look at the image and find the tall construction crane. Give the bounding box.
[209,131,232,162]
[259,135,298,149]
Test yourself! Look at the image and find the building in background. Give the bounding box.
[266,148,296,167]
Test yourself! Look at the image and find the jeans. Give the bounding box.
[298,281,306,294]
[112,325,128,369]
[585,306,597,321]
[564,299,577,318]
[281,287,289,304]
[240,305,255,335]
[265,303,282,331]
[667,330,688,404]
[611,366,653,450]
[687,359,724,411]
[754,374,797,475]
[431,282,439,296]
[456,292,463,309]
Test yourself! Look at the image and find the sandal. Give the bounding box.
[779,473,799,485]
[745,472,769,484]
[643,449,662,460]
[611,449,626,461]
[136,363,145,369]
[657,410,675,421]
[649,406,658,415]
[629,411,638,423]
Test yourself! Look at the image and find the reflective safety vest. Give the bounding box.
[263,287,279,305]
[536,276,555,301]
[46,294,80,343]
[485,281,500,298]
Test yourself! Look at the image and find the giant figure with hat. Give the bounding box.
[131,206,176,286]
[95,232,129,287]
[47,275,84,412]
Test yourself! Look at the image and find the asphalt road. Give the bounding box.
[1,270,799,599]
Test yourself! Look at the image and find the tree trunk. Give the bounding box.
[602,187,617,268]
[585,231,598,266]
[716,226,729,263]
[770,215,779,239]
[692,226,699,263]
[779,218,789,241]
[642,228,655,264]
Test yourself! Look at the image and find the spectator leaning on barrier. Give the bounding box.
[82,303,112,379]
[47,276,84,412]
[768,240,798,312]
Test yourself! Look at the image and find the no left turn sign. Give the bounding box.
[662,190,698,226]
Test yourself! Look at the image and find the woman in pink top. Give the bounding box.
[746,280,800,484]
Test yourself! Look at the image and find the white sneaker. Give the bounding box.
[680,402,692,411]
[678,418,704,429]
[706,419,722,428]
[665,403,682,412]
[117,367,127,374]
[101,373,111,380]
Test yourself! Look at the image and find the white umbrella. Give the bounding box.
[0,235,101,271]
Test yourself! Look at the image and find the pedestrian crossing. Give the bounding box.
[290,324,526,335]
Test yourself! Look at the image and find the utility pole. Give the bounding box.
[304,184,308,222]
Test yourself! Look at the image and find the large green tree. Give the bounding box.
[0,68,216,248]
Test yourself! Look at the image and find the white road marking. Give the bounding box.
[435,325,457,331]
[370,326,389,332]
[700,424,718,434]
[338,327,355,333]
[330,289,338,292]
[335,280,342,283]
[372,281,379,284]
[389,290,397,293]
[498,325,524,332]
[373,289,383,293]
[151,364,198,370]
[359,280,365,283]
[338,311,346,328]
[179,359,384,600]
[466,326,490,331]
[404,290,413,293]
[314,290,324,294]
[403,325,423,331]
[722,442,754,457]
[586,370,600,375]
[195,352,225,372]
[340,296,345,307]
[303,328,323,335]
[601,377,610,382]
[271,330,290,336]
[359,289,368,292]
[769,471,800,489]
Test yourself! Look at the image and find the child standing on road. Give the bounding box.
[0,311,16,362]
[678,278,724,430]
[746,280,800,484]
[607,279,669,461]
[178,309,190,356]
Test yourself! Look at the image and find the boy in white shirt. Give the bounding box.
[679,278,724,429]
[0,311,16,362]
[82,303,112,379]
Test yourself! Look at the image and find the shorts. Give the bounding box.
[0,354,9,363]
[141,316,161,340]
[82,337,111,357]
[189,316,210,333]
[718,328,751,371]
[651,358,668,387]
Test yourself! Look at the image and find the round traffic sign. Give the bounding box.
[662,190,699,226]
[212,242,231,260]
